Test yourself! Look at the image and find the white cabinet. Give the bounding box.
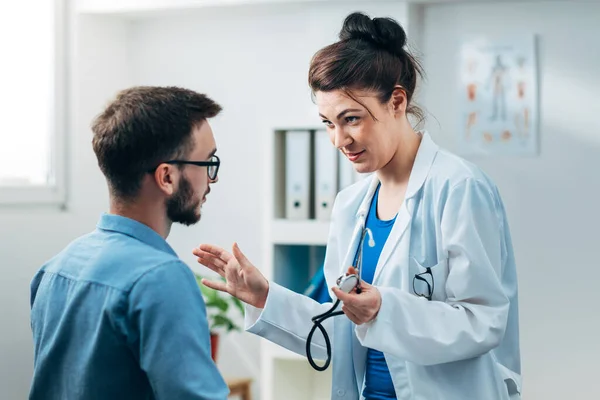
[260,127,335,400]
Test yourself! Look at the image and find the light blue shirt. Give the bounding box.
[29,214,229,400]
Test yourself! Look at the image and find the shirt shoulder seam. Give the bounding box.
[40,259,185,294]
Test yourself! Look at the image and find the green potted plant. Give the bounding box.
[195,274,245,362]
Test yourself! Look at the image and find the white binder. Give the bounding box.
[314,131,337,220]
[337,151,356,191]
[285,130,311,219]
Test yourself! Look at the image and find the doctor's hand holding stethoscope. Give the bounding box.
[332,266,382,326]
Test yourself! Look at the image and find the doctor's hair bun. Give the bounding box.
[339,12,407,58]
[308,11,424,125]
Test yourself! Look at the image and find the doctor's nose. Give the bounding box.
[332,127,352,150]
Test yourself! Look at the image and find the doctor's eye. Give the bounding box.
[345,116,360,125]
[321,119,334,128]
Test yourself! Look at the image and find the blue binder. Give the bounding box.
[304,265,332,303]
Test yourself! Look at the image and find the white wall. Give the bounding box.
[419,2,600,399]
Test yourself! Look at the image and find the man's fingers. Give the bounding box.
[201,278,229,293]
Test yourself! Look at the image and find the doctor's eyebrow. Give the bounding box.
[319,108,362,121]
[207,148,217,159]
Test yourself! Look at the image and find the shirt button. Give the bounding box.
[336,389,345,396]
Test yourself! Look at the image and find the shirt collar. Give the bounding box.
[96,213,178,257]
[404,130,439,199]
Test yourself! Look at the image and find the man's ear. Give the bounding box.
[152,164,177,196]
[390,85,408,116]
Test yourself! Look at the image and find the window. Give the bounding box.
[0,0,66,205]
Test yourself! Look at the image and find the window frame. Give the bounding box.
[0,0,68,207]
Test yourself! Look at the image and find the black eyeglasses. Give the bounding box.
[413,268,434,301]
[149,155,220,180]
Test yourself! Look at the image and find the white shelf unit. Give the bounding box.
[271,219,330,245]
[260,128,337,400]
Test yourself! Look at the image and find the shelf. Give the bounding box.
[271,219,330,245]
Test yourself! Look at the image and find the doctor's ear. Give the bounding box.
[152,164,177,196]
[389,86,407,116]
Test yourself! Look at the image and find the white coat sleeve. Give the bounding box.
[244,282,337,359]
[355,178,510,366]
[243,193,347,360]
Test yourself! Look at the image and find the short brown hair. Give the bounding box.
[91,86,221,200]
[309,12,424,123]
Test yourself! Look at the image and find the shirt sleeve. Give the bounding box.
[126,261,229,400]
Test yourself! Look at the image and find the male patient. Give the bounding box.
[29,86,229,399]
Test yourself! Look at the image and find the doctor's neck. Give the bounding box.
[376,124,422,189]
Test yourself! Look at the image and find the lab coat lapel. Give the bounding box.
[373,132,439,284]
[341,177,380,275]
[351,321,367,394]
[373,204,412,284]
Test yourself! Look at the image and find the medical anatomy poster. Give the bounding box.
[458,36,539,156]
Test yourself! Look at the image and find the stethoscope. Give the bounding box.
[305,219,375,371]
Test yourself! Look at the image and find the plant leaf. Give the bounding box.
[195,274,242,331]
[212,314,239,332]
[205,297,229,312]
[232,296,245,316]
[195,274,220,301]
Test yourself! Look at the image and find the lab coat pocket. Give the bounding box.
[409,257,447,301]
[495,361,522,398]
[489,350,521,398]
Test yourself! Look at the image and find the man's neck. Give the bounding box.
[109,198,171,239]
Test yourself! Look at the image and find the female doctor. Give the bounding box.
[194,12,521,400]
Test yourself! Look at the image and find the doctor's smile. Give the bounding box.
[345,149,366,162]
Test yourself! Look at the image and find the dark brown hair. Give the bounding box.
[309,12,424,123]
[91,86,221,200]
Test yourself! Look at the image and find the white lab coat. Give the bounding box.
[246,132,521,400]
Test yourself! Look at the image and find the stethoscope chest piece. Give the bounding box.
[336,274,359,293]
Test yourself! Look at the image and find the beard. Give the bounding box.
[166,175,202,226]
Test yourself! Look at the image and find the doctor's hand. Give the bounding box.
[193,243,269,309]
[331,267,382,325]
